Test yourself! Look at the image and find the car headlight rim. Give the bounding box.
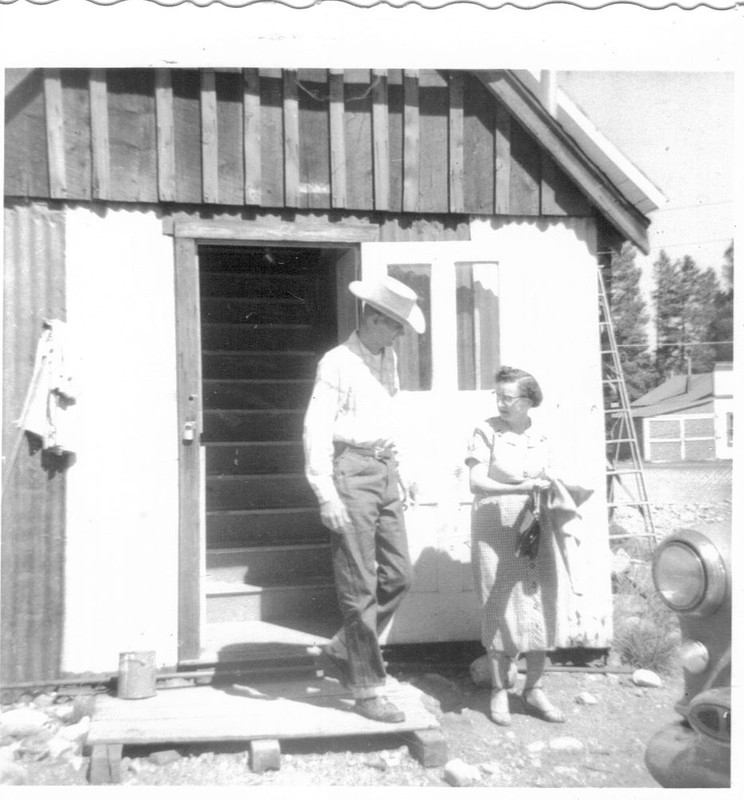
[652,530,727,617]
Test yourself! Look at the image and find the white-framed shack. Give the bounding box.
[2,68,663,682]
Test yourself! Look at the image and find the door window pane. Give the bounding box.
[387,264,432,391]
[456,262,499,390]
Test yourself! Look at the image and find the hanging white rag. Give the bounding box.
[16,319,77,455]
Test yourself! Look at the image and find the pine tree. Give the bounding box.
[653,251,721,378]
[608,243,656,400]
[708,241,734,362]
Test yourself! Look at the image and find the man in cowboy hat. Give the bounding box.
[303,275,425,723]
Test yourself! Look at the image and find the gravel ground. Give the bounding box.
[2,489,731,788]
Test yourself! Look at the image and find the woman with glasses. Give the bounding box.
[465,366,565,726]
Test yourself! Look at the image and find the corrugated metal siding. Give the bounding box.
[2,202,67,683]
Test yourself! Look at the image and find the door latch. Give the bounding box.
[182,421,196,443]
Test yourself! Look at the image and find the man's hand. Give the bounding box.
[399,478,419,509]
[319,498,353,534]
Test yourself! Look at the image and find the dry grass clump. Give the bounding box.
[611,551,681,675]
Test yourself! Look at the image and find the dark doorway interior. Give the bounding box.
[198,245,348,646]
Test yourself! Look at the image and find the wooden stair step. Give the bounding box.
[205,442,305,476]
[202,410,304,442]
[202,351,318,379]
[202,324,320,351]
[202,297,312,325]
[207,508,328,549]
[200,271,313,297]
[203,379,313,410]
[206,581,338,624]
[206,474,316,511]
[206,543,332,585]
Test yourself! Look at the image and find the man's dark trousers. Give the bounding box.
[329,446,412,691]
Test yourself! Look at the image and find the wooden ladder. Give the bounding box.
[597,267,657,544]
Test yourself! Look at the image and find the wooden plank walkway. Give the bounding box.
[87,674,446,783]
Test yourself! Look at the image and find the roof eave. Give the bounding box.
[477,70,652,254]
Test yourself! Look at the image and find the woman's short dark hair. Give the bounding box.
[494,366,543,407]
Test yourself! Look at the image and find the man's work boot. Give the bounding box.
[354,696,405,723]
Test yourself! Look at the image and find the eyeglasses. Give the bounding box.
[493,392,524,403]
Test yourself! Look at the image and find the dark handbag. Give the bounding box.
[516,488,542,560]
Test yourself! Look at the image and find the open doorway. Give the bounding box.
[198,245,354,657]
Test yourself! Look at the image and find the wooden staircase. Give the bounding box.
[199,247,343,655]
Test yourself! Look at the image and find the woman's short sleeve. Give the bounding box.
[465,423,492,467]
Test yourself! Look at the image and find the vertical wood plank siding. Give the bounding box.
[5,68,593,221]
[448,72,465,213]
[328,69,347,209]
[89,69,110,200]
[371,70,390,211]
[1,203,67,683]
[43,70,66,198]
[243,69,262,205]
[155,70,177,202]
[402,70,420,213]
[200,70,219,204]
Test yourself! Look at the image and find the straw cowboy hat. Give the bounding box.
[349,276,426,334]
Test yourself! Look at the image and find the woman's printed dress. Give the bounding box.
[466,416,558,655]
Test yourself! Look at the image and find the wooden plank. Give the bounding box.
[155,70,176,202]
[283,70,300,207]
[494,100,511,214]
[173,218,379,243]
[243,68,262,205]
[172,70,202,203]
[371,69,390,211]
[174,236,202,662]
[297,69,330,209]
[88,682,438,744]
[43,69,66,198]
[328,69,347,209]
[418,72,448,213]
[89,744,122,785]
[216,71,243,206]
[106,69,157,203]
[61,69,92,200]
[448,71,464,214]
[540,150,593,216]
[402,70,420,213]
[200,69,219,204]
[3,69,49,198]
[260,72,284,207]
[479,70,649,251]
[509,114,541,216]
[344,70,373,210]
[89,69,110,200]
[462,74,494,214]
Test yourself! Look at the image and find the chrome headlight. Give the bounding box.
[652,530,727,617]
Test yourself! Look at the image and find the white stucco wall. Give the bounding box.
[62,206,179,673]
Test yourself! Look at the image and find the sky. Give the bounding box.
[557,71,735,303]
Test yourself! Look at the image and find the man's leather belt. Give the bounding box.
[334,442,395,460]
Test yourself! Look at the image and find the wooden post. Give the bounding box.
[89,744,123,785]
[248,739,281,773]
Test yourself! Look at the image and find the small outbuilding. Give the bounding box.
[630,362,734,462]
[2,68,663,682]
